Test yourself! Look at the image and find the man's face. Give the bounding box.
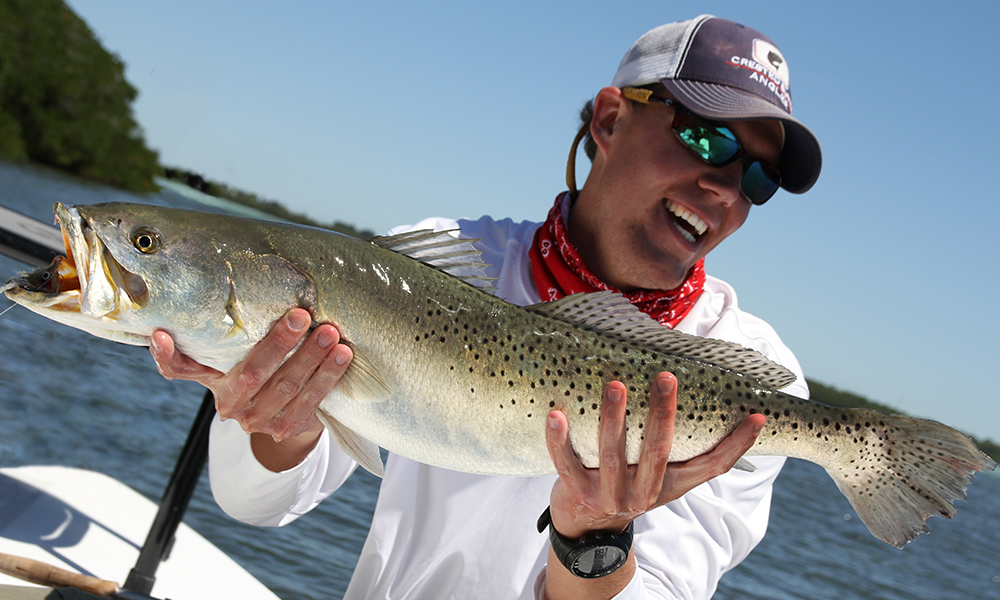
[570,89,784,292]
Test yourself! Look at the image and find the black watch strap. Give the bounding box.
[536,507,634,579]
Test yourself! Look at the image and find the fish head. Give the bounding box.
[3,202,316,370]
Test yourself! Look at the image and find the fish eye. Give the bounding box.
[131,227,161,254]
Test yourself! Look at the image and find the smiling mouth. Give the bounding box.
[665,199,707,243]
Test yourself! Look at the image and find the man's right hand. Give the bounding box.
[149,308,353,471]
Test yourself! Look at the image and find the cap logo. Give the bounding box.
[753,39,790,84]
[728,39,792,113]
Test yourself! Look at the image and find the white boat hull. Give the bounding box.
[0,466,279,599]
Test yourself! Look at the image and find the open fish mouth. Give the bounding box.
[6,203,148,317]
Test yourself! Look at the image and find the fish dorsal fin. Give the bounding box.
[526,291,797,389]
[369,229,496,293]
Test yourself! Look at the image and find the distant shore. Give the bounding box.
[160,167,375,239]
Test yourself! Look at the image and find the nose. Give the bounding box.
[697,162,744,207]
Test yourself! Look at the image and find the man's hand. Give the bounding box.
[542,371,766,598]
[149,308,353,471]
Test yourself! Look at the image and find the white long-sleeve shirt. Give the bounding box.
[209,211,808,600]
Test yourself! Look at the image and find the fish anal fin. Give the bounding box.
[317,408,385,478]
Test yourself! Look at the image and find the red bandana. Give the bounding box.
[529,194,705,329]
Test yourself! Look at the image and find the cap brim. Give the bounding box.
[662,78,821,194]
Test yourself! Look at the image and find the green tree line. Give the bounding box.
[162,167,376,239]
[0,0,160,192]
[0,0,375,239]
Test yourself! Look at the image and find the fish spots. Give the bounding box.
[402,295,907,477]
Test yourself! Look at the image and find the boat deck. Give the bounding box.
[0,585,103,599]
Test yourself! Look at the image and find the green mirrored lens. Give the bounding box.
[677,118,740,165]
[666,103,781,204]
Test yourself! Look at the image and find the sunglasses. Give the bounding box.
[622,87,782,205]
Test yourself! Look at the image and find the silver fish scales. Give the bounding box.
[4,202,994,548]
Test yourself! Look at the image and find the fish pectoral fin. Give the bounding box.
[732,457,757,473]
[340,342,391,402]
[317,408,385,478]
[223,279,246,338]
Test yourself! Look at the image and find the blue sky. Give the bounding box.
[65,1,999,443]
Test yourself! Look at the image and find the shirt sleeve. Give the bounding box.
[635,456,784,599]
[208,416,358,526]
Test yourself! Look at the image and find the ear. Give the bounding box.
[590,87,630,159]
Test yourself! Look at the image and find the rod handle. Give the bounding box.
[0,551,119,597]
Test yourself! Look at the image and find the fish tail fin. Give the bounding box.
[825,412,995,548]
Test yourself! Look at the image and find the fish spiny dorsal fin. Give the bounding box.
[526,291,798,390]
[369,229,496,293]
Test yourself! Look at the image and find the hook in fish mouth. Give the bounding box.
[11,257,70,294]
[7,203,148,316]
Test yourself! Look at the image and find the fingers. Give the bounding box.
[545,408,601,538]
[149,330,222,385]
[545,409,578,482]
[237,322,334,418]
[635,373,676,507]
[598,381,628,506]
[546,375,678,538]
[658,413,766,505]
[719,413,767,466]
[150,308,355,443]
[218,309,315,414]
[546,370,765,536]
[545,379,632,502]
[241,324,353,439]
[282,339,353,428]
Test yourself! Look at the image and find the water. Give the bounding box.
[1,160,997,600]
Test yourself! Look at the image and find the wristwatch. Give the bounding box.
[536,506,634,579]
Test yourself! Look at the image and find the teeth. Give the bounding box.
[665,200,708,241]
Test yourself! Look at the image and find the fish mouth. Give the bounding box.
[5,203,148,317]
[664,199,708,244]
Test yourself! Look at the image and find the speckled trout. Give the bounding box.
[4,202,994,547]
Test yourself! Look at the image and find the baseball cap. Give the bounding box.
[611,15,822,194]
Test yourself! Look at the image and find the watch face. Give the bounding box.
[572,545,629,578]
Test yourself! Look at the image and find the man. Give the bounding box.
[151,15,820,599]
